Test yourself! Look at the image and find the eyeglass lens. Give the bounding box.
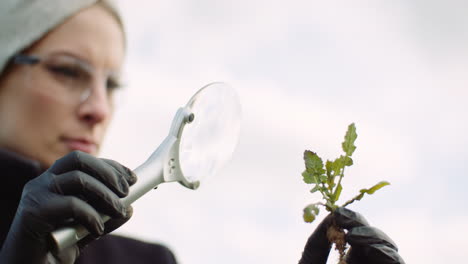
[37,54,121,104]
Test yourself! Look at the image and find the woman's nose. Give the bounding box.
[77,84,112,126]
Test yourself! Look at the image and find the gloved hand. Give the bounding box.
[299,207,405,264]
[0,151,137,264]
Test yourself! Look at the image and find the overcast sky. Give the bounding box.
[100,1,468,263]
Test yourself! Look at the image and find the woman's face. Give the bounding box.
[0,4,125,167]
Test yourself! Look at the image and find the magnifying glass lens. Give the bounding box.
[179,83,241,184]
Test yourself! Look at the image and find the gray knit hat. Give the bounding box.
[0,0,123,75]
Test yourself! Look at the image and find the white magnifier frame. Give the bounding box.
[50,82,241,253]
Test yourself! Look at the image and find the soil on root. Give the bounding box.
[326,221,347,264]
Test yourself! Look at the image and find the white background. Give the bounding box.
[100,0,468,263]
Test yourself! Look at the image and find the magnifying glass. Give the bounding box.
[50,82,242,253]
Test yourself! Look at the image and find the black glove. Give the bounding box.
[0,151,137,264]
[299,207,405,264]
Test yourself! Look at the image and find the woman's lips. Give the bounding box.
[62,138,97,154]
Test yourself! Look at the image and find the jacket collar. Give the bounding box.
[0,148,44,247]
[0,148,43,199]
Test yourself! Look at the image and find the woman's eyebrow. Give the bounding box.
[46,50,122,74]
[47,50,89,62]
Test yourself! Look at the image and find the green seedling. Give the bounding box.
[301,123,389,263]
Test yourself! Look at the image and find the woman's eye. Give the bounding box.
[47,65,84,79]
[106,78,121,91]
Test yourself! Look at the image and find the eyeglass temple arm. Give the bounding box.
[13,54,40,65]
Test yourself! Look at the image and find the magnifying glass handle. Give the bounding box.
[49,107,193,254]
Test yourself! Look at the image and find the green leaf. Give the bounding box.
[320,175,328,183]
[330,156,344,176]
[342,181,391,207]
[302,171,315,184]
[325,160,333,177]
[344,156,353,166]
[342,123,357,156]
[303,203,320,223]
[325,160,334,190]
[310,185,321,194]
[360,181,390,195]
[304,150,325,175]
[332,183,343,202]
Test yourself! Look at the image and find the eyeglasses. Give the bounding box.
[12,53,123,105]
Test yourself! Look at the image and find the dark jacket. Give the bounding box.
[0,149,177,264]
[75,235,177,264]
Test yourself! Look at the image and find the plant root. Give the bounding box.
[327,221,347,264]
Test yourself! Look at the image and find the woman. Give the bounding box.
[0,1,404,263]
[0,1,176,263]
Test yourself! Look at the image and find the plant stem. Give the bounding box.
[332,161,347,203]
[341,195,357,208]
